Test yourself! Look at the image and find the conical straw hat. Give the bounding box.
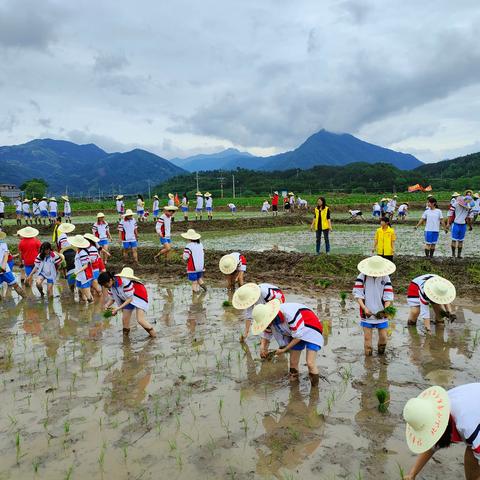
[357,255,396,277]
[251,299,281,335]
[219,254,237,275]
[424,276,456,304]
[16,226,39,238]
[181,229,201,241]
[232,283,261,310]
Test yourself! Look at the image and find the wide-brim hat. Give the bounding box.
[23,199,30,203]
[17,226,39,238]
[465,189,473,195]
[204,192,212,197]
[424,276,456,304]
[32,197,37,202]
[474,193,480,199]
[380,198,387,201]
[232,283,261,310]
[0,232,6,240]
[84,233,99,243]
[97,212,105,218]
[273,191,278,195]
[195,192,202,196]
[251,299,281,335]
[61,196,69,201]
[68,235,90,249]
[49,197,56,201]
[403,385,450,454]
[163,205,178,211]
[116,195,124,200]
[122,209,136,217]
[357,255,396,277]
[115,267,141,282]
[219,254,238,274]
[153,195,159,199]
[427,194,433,198]
[58,223,76,234]
[168,193,174,199]
[393,195,398,198]
[181,229,201,241]
[288,192,294,196]
[451,192,460,197]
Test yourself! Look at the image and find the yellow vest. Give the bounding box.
[375,226,396,255]
[314,207,330,230]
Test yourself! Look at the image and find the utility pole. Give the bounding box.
[196,172,199,192]
[232,174,235,199]
[218,175,225,198]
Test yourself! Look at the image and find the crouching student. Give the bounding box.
[27,242,63,297]
[98,268,156,338]
[0,232,25,298]
[181,229,206,293]
[402,383,480,480]
[232,282,285,342]
[219,252,247,289]
[407,274,456,333]
[353,255,395,356]
[84,233,105,295]
[69,235,94,302]
[251,300,324,386]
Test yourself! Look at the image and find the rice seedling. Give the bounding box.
[397,462,406,479]
[32,457,40,474]
[168,439,177,451]
[98,443,106,471]
[375,388,390,413]
[64,420,70,435]
[240,417,248,434]
[316,279,332,289]
[15,431,21,464]
[340,291,348,302]
[65,466,74,480]
[288,426,301,441]
[383,306,397,318]
[473,330,480,350]
[222,300,232,307]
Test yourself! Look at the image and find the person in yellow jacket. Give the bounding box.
[310,197,332,254]
[373,216,396,261]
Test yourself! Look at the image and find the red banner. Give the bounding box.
[408,184,432,192]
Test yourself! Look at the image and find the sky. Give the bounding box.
[1,0,480,163]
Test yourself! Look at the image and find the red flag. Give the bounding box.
[424,185,432,192]
[408,184,422,192]
[174,193,180,206]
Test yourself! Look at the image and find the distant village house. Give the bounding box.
[0,184,21,202]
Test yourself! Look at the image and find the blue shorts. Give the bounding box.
[16,210,21,215]
[98,239,108,246]
[373,211,380,217]
[8,260,14,270]
[93,269,100,280]
[122,241,138,249]
[64,213,71,217]
[23,213,31,218]
[39,274,54,284]
[67,273,76,286]
[188,271,203,281]
[181,206,188,213]
[76,279,92,289]
[206,207,212,212]
[49,212,57,218]
[24,265,34,276]
[0,270,16,286]
[160,238,171,245]
[153,210,160,217]
[451,223,467,241]
[230,208,236,212]
[123,304,135,310]
[291,341,321,351]
[425,231,439,244]
[399,212,406,217]
[137,210,144,216]
[195,208,202,212]
[40,211,48,218]
[361,320,389,329]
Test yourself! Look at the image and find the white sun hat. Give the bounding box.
[17,226,40,238]
[232,283,261,310]
[163,205,178,211]
[181,229,201,241]
[357,255,396,277]
[115,267,141,282]
[153,194,159,199]
[23,199,30,203]
[68,234,90,249]
[251,299,281,335]
[204,192,212,197]
[58,223,76,234]
[116,195,124,200]
[424,276,456,305]
[403,385,450,454]
[168,193,174,199]
[219,254,238,275]
[61,195,69,201]
[122,209,136,217]
[84,233,99,243]
[49,197,56,201]
[195,191,202,196]
[451,192,460,197]
[97,212,105,218]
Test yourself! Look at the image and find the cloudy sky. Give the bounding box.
[1,0,480,163]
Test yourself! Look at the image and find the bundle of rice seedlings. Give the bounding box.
[375,388,389,413]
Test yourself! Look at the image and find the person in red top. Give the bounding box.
[17,226,41,283]
[271,191,279,217]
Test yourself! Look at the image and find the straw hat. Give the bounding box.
[251,299,281,335]
[67,235,90,249]
[23,199,30,203]
[17,226,39,238]
[465,189,473,195]
[153,194,159,199]
[97,212,105,218]
[232,283,261,310]
[393,195,398,198]
[181,229,201,241]
[288,192,294,196]
[49,197,56,201]
[424,276,456,305]
[42,196,48,200]
[474,193,480,199]
[451,192,460,197]
[32,197,37,202]
[195,192,202,196]
[273,191,278,195]
[122,209,136,217]
[0,197,3,201]
[163,205,178,211]
[403,385,450,454]
[115,267,141,282]
[116,195,124,200]
[58,223,76,234]
[0,232,6,240]
[357,255,396,277]
[168,193,174,199]
[84,233,99,243]
[219,254,238,274]
[427,194,433,198]
[380,198,387,201]
[61,196,69,201]
[204,192,212,197]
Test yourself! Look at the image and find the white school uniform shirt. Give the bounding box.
[261,202,270,211]
[63,201,71,214]
[92,222,110,241]
[108,276,149,311]
[373,203,381,212]
[118,218,137,242]
[289,195,295,205]
[152,199,159,212]
[0,242,11,273]
[386,200,395,213]
[0,201,4,213]
[74,249,92,284]
[39,200,48,212]
[447,383,480,461]
[49,201,58,213]
[473,198,480,214]
[32,202,39,215]
[230,251,246,272]
[22,203,30,214]
[116,200,124,213]
[34,252,62,282]
[156,214,172,238]
[228,203,235,209]
[422,208,443,232]
[182,197,188,207]
[136,199,144,212]
[168,198,175,207]
[408,274,436,319]
[57,232,70,250]
[349,210,361,216]
[398,204,408,214]
[352,273,394,324]
[205,197,213,208]
[87,245,100,267]
[196,196,204,209]
[183,242,205,272]
[15,200,22,211]
[450,201,469,225]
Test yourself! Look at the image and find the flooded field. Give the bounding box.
[0,279,479,479]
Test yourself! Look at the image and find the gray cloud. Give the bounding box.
[38,118,52,128]
[93,52,129,73]
[0,113,18,132]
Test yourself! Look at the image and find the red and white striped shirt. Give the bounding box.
[33,252,62,282]
[87,245,102,271]
[57,232,70,251]
[109,276,149,311]
[259,283,285,304]
[353,273,394,323]
[407,274,436,319]
[92,221,110,241]
[230,251,247,272]
[183,242,204,273]
[74,248,93,284]
[156,214,171,238]
[118,218,137,242]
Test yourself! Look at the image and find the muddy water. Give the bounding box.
[0,280,479,479]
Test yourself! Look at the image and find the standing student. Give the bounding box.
[386,196,397,220]
[233,282,285,342]
[289,192,295,211]
[115,195,125,219]
[0,232,25,298]
[252,300,324,386]
[14,198,22,225]
[99,268,156,338]
[155,205,177,261]
[271,191,279,216]
[152,195,160,221]
[26,242,63,297]
[204,192,213,220]
[167,193,175,207]
[227,202,236,215]
[195,192,204,220]
[283,195,290,212]
[219,252,247,289]
[181,193,189,221]
[181,229,207,293]
[56,223,75,251]
[22,199,31,225]
[373,217,396,261]
[48,197,58,225]
[136,195,145,222]
[38,197,49,225]
[62,196,72,222]
[448,195,471,258]
[31,198,40,224]
[92,213,112,263]
[118,209,139,263]
[0,196,4,226]
[407,274,456,332]
[52,217,62,249]
[415,197,446,257]
[311,197,332,254]
[17,226,41,283]
[69,235,94,302]
[372,202,381,218]
[353,256,395,356]
[402,383,480,480]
